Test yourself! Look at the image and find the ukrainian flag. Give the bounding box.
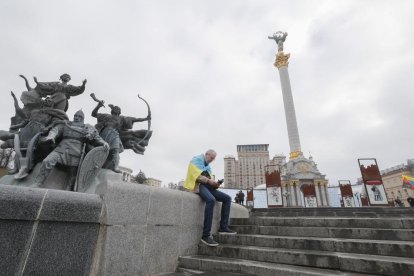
[402,175,414,190]
[184,154,212,191]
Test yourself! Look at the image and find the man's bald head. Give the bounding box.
[205,149,217,164]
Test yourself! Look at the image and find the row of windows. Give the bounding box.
[387,189,409,198]
[225,157,276,188]
[237,145,268,152]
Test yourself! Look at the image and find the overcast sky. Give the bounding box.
[1,0,413,186]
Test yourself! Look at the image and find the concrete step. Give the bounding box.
[167,267,250,275]
[214,234,414,258]
[253,211,414,218]
[176,268,205,275]
[197,244,414,275]
[231,225,414,241]
[253,207,414,215]
[252,208,414,218]
[179,255,378,276]
[231,217,414,229]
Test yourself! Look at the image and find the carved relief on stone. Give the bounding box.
[289,150,300,159]
[298,163,309,175]
[274,52,290,68]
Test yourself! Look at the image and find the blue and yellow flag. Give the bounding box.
[402,175,414,190]
[184,154,212,191]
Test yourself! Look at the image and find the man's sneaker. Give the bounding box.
[201,235,219,247]
[218,228,237,235]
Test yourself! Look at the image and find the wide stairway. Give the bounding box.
[178,207,414,275]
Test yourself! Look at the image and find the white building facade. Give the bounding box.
[145,177,162,188]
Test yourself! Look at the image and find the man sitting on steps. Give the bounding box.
[184,149,236,247]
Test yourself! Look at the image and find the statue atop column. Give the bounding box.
[268,31,290,69]
[268,31,288,52]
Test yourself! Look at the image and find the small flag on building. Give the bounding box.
[402,175,414,190]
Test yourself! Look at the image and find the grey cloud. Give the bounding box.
[0,0,413,185]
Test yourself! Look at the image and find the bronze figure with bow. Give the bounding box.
[136,94,151,146]
[90,93,152,172]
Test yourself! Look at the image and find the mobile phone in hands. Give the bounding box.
[214,179,224,189]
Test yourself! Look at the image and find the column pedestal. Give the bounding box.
[296,185,303,207]
[321,183,327,206]
[290,184,297,206]
[315,183,322,206]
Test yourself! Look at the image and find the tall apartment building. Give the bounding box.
[224,144,286,189]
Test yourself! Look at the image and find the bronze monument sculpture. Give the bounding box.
[268,31,288,52]
[90,93,152,173]
[0,74,152,192]
[34,110,109,190]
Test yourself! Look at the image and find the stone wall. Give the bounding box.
[0,176,249,276]
[0,185,103,276]
[92,180,249,275]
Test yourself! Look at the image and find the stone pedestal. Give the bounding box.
[0,172,249,275]
[0,185,102,276]
[315,183,322,206]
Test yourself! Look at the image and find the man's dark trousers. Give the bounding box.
[198,183,231,237]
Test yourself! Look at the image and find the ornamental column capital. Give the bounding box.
[274,52,290,69]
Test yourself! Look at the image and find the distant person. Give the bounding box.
[394,198,404,207]
[234,194,239,204]
[407,197,414,207]
[238,190,245,205]
[184,149,236,247]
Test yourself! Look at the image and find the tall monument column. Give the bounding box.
[268,31,329,207]
[268,31,302,160]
